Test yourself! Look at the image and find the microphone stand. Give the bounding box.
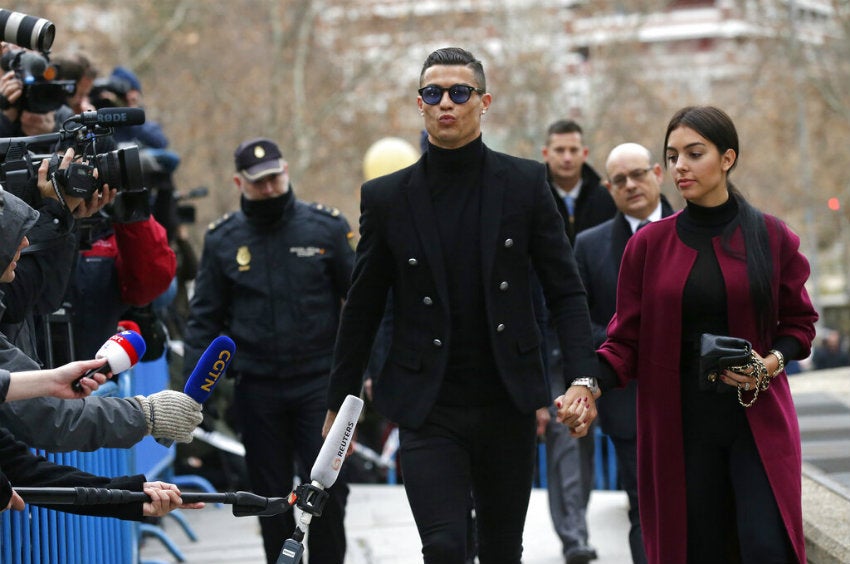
[15,487,293,517]
[276,482,330,564]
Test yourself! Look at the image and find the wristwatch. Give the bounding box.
[570,377,599,395]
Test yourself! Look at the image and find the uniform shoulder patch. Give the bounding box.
[208,212,233,231]
[309,202,342,218]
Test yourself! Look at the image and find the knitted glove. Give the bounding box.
[133,391,203,443]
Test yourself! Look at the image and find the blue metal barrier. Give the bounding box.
[594,426,619,491]
[0,379,135,564]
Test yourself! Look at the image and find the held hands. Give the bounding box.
[142,481,205,517]
[554,386,598,438]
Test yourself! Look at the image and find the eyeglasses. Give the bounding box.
[418,84,484,105]
[609,167,652,190]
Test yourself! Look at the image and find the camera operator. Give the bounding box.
[0,42,73,148]
[0,148,116,360]
[0,183,203,452]
[52,50,98,114]
[90,66,168,150]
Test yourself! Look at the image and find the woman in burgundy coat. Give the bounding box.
[590,106,817,563]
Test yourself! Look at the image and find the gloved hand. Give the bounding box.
[133,390,203,443]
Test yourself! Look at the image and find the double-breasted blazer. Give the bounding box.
[328,143,598,429]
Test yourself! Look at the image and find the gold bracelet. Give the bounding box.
[769,349,785,378]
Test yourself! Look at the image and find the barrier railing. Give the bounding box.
[0,380,135,564]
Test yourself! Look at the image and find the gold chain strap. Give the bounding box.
[728,352,770,408]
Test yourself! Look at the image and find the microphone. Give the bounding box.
[310,394,364,490]
[71,330,146,392]
[76,107,146,127]
[156,336,236,447]
[183,336,236,404]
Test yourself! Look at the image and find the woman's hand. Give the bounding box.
[721,350,769,392]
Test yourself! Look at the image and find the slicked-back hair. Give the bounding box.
[419,47,486,92]
[664,105,776,341]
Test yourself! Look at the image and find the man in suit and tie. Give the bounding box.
[541,120,616,245]
[573,142,675,564]
[325,47,600,564]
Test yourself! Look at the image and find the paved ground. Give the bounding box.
[140,367,850,564]
[140,485,632,563]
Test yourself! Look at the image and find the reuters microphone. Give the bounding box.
[311,394,364,490]
[71,330,146,392]
[156,335,236,447]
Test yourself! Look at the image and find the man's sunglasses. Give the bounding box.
[418,84,484,105]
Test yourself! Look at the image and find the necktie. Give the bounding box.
[562,195,575,221]
[636,219,650,232]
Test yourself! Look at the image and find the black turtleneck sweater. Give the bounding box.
[598,195,799,401]
[425,136,508,407]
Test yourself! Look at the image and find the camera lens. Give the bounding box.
[0,10,55,53]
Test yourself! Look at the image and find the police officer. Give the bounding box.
[183,138,355,564]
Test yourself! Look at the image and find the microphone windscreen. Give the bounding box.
[183,336,236,404]
[310,395,364,489]
[97,330,146,373]
[96,107,146,126]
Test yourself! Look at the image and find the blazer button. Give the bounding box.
[408,258,418,266]
[496,323,505,332]
[499,281,509,291]
[423,296,433,306]
[432,339,443,347]
[504,238,514,248]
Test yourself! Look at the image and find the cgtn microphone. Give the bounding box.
[71,330,146,392]
[156,335,236,447]
[183,335,236,404]
[310,394,364,490]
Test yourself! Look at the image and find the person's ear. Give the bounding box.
[721,149,736,172]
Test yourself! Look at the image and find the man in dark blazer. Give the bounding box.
[325,47,600,564]
[573,142,674,564]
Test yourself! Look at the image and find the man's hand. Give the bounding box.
[535,406,550,437]
[134,391,204,443]
[0,69,21,119]
[142,481,205,517]
[3,490,25,512]
[554,385,598,438]
[72,184,117,218]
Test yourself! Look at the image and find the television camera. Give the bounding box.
[0,107,150,223]
[0,9,75,113]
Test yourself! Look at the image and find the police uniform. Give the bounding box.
[183,138,355,564]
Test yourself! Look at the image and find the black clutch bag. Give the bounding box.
[699,333,753,393]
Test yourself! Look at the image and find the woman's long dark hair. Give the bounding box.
[664,106,776,341]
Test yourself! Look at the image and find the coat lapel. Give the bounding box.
[405,161,450,306]
[480,148,506,281]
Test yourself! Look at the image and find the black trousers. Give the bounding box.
[399,401,537,564]
[235,373,349,564]
[682,416,795,563]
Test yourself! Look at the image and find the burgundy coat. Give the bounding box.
[598,211,817,564]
